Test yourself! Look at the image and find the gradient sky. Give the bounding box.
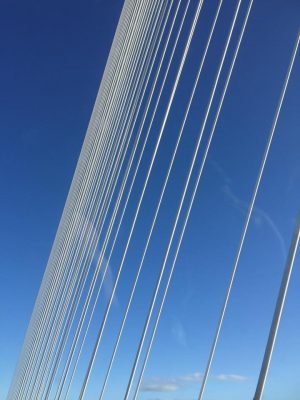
[0,1,299,399]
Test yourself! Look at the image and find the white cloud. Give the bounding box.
[171,319,187,347]
[179,372,203,382]
[215,373,248,382]
[101,257,119,307]
[211,159,288,261]
[141,371,248,393]
[221,181,287,261]
[141,382,180,392]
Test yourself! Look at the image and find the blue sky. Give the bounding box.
[0,0,299,399]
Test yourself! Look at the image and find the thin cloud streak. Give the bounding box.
[222,182,287,260]
[214,373,248,381]
[140,371,249,393]
[141,382,180,392]
[210,159,287,260]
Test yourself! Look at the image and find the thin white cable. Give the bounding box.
[29,0,152,372]
[63,1,191,395]
[14,0,151,396]
[98,1,224,398]
[30,1,163,397]
[78,0,204,397]
[124,1,243,397]
[54,2,179,398]
[11,7,133,387]
[198,26,299,400]
[64,1,192,397]
[40,2,171,397]
[253,214,300,400]
[9,2,137,396]
[134,1,254,396]
[13,3,136,394]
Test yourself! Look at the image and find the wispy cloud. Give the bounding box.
[101,257,119,307]
[209,159,232,185]
[141,382,180,392]
[141,377,180,393]
[222,183,287,260]
[93,242,119,307]
[171,318,188,347]
[179,372,203,382]
[211,159,287,260]
[214,373,248,382]
[141,371,248,393]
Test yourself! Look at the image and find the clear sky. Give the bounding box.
[0,1,299,399]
